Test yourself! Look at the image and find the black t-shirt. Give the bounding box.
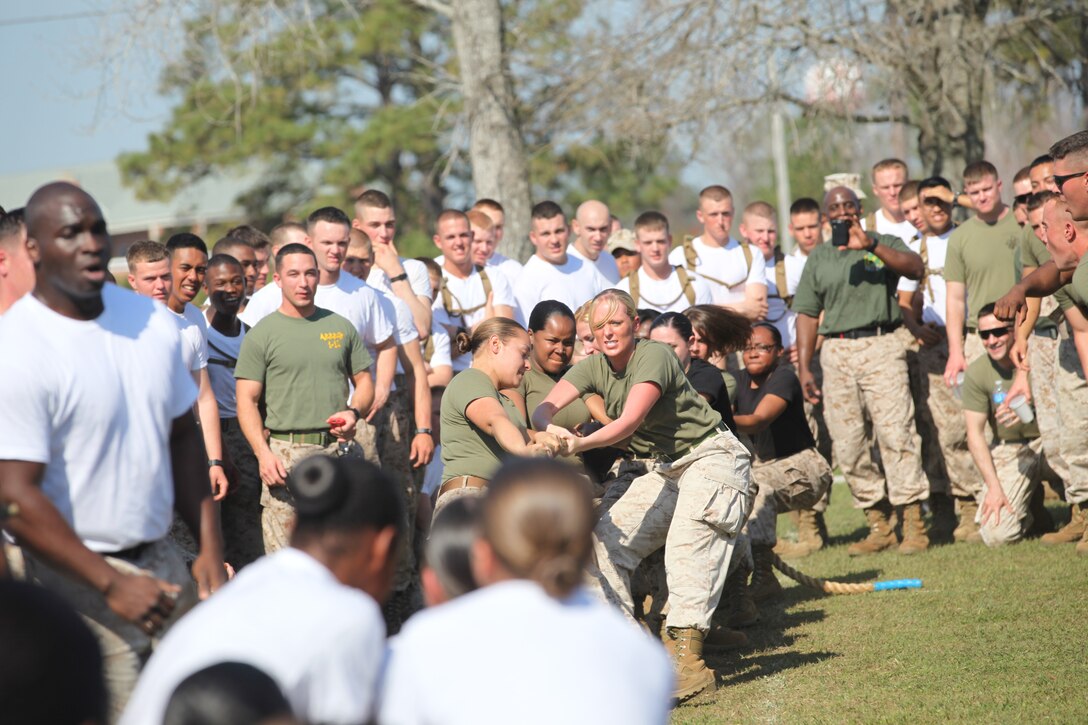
[732,366,814,461]
[685,358,737,433]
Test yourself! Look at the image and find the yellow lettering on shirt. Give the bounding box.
[320,331,345,349]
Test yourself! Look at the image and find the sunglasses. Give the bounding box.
[1053,169,1088,190]
[1013,193,1032,206]
[978,327,1011,340]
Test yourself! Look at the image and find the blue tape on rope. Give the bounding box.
[872,579,922,591]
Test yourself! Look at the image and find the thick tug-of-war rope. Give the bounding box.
[771,552,922,594]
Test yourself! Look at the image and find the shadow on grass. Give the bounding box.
[828,523,870,547]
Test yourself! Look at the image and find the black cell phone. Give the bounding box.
[830,219,850,247]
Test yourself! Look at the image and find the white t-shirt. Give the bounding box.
[763,251,807,348]
[379,581,673,725]
[170,302,209,373]
[0,287,197,551]
[367,257,432,301]
[240,273,393,350]
[205,321,246,418]
[382,292,420,378]
[121,548,386,725]
[616,267,713,314]
[433,266,517,372]
[427,321,452,371]
[667,235,766,305]
[864,209,919,245]
[514,253,610,319]
[569,243,621,284]
[898,230,957,326]
[488,252,524,280]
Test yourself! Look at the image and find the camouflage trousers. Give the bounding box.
[821,333,926,509]
[908,338,980,499]
[976,438,1044,547]
[23,539,197,722]
[1029,333,1067,483]
[744,447,833,548]
[1057,338,1088,505]
[263,437,364,554]
[589,431,752,631]
[354,418,383,466]
[219,417,264,571]
[804,353,834,476]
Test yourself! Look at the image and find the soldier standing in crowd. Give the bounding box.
[515,201,610,314]
[793,185,928,556]
[569,199,621,283]
[0,208,34,315]
[0,182,226,718]
[896,178,981,541]
[234,243,374,553]
[944,161,1021,385]
[617,211,712,314]
[669,185,768,322]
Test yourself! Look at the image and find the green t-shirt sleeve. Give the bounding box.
[790,250,822,317]
[1020,227,1041,268]
[234,325,267,382]
[944,230,966,284]
[561,356,601,396]
[881,234,910,254]
[961,359,991,415]
[1070,264,1088,309]
[448,370,499,418]
[629,342,677,390]
[1055,286,1076,311]
[346,327,372,375]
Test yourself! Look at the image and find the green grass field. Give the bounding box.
[674,483,1088,724]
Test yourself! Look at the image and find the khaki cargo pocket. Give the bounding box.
[687,452,751,536]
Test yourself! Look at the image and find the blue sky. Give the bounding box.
[1,0,170,175]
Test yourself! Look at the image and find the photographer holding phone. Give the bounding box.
[792,185,928,556]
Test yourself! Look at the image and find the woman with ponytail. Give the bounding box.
[532,289,752,703]
[436,318,560,514]
[380,458,673,725]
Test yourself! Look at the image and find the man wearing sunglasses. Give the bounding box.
[962,303,1042,547]
[1011,167,1033,227]
[1050,130,1088,222]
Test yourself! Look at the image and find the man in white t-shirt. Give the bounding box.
[0,182,226,719]
[569,199,621,283]
[472,198,524,279]
[515,200,610,316]
[242,207,396,422]
[127,237,228,504]
[353,189,434,339]
[121,456,401,725]
[897,177,978,540]
[863,158,918,243]
[433,209,517,371]
[668,185,768,319]
[0,208,35,316]
[740,201,804,353]
[618,211,711,313]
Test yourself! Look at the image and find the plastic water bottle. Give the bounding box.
[992,380,1006,407]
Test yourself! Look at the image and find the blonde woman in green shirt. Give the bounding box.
[437,318,560,513]
[532,289,752,703]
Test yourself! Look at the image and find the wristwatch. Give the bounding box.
[416,427,433,436]
[347,407,363,422]
[389,272,409,284]
[207,459,224,469]
[866,236,879,253]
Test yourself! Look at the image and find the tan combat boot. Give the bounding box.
[953,497,983,543]
[775,509,827,558]
[702,623,750,652]
[721,562,759,628]
[749,544,784,601]
[847,501,898,556]
[1041,502,1088,545]
[898,502,930,554]
[774,511,810,558]
[668,627,717,702]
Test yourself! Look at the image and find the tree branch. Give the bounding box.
[409,0,452,18]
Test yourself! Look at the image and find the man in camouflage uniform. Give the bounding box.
[793,186,929,555]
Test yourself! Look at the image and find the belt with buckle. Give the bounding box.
[438,475,489,497]
[656,421,729,463]
[269,430,335,446]
[1033,327,1059,340]
[829,323,900,340]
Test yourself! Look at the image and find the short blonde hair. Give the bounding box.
[467,210,494,231]
[588,289,637,330]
